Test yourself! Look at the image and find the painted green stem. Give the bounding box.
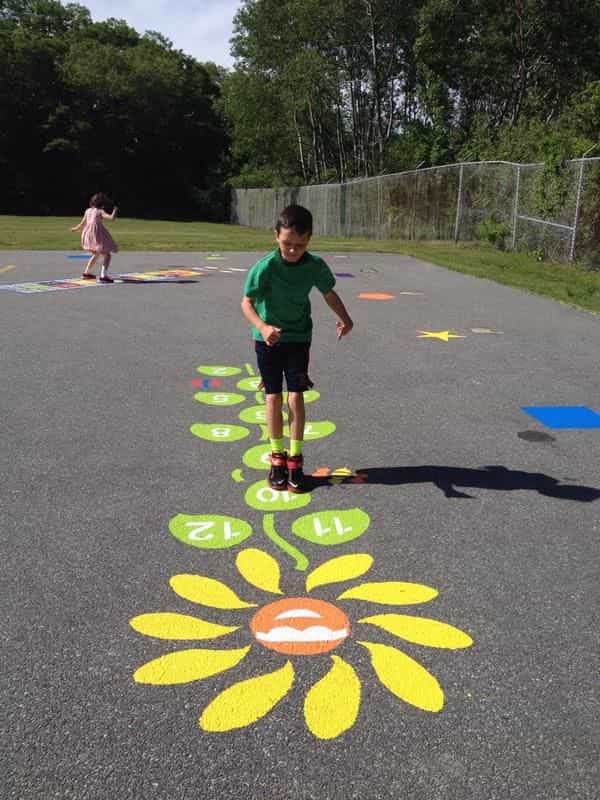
[262,514,309,572]
[231,468,244,483]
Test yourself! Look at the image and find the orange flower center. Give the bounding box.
[250,597,351,656]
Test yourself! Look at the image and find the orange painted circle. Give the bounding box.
[250,597,350,656]
[358,293,395,300]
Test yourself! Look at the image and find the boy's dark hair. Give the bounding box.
[90,192,112,209]
[276,205,313,235]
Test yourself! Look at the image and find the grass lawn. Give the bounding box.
[1,215,599,312]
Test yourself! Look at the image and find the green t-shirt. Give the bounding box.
[243,249,336,342]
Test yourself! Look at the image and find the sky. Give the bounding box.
[78,1,243,67]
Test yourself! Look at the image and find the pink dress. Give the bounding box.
[81,207,119,253]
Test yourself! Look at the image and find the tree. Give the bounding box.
[0,0,230,217]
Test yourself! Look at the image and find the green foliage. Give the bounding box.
[220,69,298,183]
[3,0,600,214]
[534,135,573,220]
[478,214,511,250]
[383,123,434,173]
[225,0,600,187]
[229,168,303,189]
[571,81,600,140]
[0,0,229,217]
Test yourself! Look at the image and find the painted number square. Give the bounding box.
[521,405,600,429]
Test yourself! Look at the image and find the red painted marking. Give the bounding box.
[209,379,222,388]
[358,293,395,300]
[191,379,203,387]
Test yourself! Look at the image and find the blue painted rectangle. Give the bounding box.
[521,406,600,429]
[66,254,89,259]
[334,272,355,278]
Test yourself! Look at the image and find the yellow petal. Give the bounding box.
[306,554,373,593]
[200,661,294,732]
[170,574,257,609]
[358,614,473,649]
[358,641,443,712]
[338,581,438,605]
[236,548,283,594]
[304,656,361,739]
[130,613,239,640]
[134,646,250,685]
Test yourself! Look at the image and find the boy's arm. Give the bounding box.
[241,296,282,346]
[322,290,354,338]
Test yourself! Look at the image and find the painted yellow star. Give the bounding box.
[417,330,466,341]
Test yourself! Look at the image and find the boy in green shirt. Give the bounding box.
[241,205,353,493]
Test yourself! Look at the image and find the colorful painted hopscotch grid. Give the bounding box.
[0,269,205,294]
[521,405,600,429]
[0,278,98,294]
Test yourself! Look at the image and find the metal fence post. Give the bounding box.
[377,176,382,239]
[569,159,585,262]
[347,182,352,238]
[511,165,521,250]
[454,164,464,242]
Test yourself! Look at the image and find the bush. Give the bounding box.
[478,214,511,250]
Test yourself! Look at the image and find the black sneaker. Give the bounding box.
[287,454,308,493]
[269,452,288,491]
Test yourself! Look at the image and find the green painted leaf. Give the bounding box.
[194,392,246,406]
[196,366,241,376]
[239,405,287,425]
[292,508,370,545]
[245,480,312,512]
[237,377,263,391]
[169,514,253,549]
[242,443,272,470]
[303,421,336,440]
[190,423,250,442]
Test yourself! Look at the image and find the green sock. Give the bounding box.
[270,438,285,454]
[290,439,303,457]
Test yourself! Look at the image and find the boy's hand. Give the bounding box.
[262,324,282,346]
[336,319,353,339]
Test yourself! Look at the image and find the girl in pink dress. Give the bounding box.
[71,193,119,282]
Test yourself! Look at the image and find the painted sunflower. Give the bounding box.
[130,549,473,739]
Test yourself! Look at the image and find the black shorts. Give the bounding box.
[254,341,312,394]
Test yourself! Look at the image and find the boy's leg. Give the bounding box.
[266,395,287,490]
[287,399,307,492]
[265,392,284,441]
[284,344,311,493]
[287,391,305,449]
[255,341,288,490]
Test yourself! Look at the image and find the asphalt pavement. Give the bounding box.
[2,249,599,799]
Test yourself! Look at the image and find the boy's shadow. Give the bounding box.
[310,464,600,502]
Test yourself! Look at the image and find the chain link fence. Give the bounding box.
[232,158,600,266]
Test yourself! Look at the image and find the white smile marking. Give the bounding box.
[275,609,321,620]
[256,626,348,643]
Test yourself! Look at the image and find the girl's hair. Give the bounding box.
[276,204,313,235]
[89,192,112,209]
